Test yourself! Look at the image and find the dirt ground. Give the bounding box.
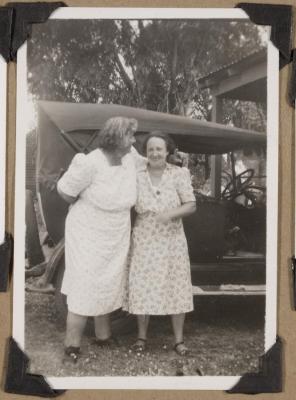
[25,291,265,377]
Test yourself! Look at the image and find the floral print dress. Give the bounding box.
[124,163,196,315]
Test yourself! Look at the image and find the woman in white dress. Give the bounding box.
[57,117,140,363]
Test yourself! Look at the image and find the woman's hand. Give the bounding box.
[156,202,196,223]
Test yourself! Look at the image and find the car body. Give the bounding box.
[30,100,267,301]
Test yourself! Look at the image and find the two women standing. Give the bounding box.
[58,118,196,363]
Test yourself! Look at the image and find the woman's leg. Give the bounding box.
[94,313,111,340]
[171,313,186,349]
[132,315,150,350]
[137,314,150,339]
[64,311,88,348]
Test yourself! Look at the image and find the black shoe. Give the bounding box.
[174,342,191,357]
[63,346,80,364]
[131,338,147,352]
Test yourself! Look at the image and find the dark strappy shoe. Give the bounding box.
[63,346,80,364]
[131,338,147,352]
[174,342,191,356]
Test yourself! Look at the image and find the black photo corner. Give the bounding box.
[0,0,294,396]
[227,336,283,394]
[5,2,67,61]
[4,337,65,397]
[0,6,12,62]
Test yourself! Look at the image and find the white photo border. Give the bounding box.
[14,7,279,390]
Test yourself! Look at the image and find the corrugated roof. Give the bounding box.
[198,48,267,84]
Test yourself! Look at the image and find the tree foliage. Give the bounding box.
[28,19,265,122]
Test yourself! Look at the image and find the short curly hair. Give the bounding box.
[142,131,176,155]
[98,117,138,151]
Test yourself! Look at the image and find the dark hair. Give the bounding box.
[143,131,176,155]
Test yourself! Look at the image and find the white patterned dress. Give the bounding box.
[57,148,139,316]
[124,163,195,315]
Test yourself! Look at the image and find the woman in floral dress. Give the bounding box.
[124,132,196,355]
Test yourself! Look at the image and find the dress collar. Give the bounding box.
[138,162,173,173]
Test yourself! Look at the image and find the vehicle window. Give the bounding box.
[66,130,100,153]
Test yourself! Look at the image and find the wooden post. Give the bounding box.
[210,96,223,199]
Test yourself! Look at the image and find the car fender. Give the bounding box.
[45,238,65,285]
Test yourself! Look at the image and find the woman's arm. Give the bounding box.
[56,153,93,204]
[57,185,77,204]
[156,201,196,223]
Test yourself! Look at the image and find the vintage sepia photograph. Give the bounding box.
[13,8,278,390]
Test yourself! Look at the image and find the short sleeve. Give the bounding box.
[176,167,196,204]
[57,153,93,197]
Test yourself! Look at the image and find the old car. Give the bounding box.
[26,100,266,327]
